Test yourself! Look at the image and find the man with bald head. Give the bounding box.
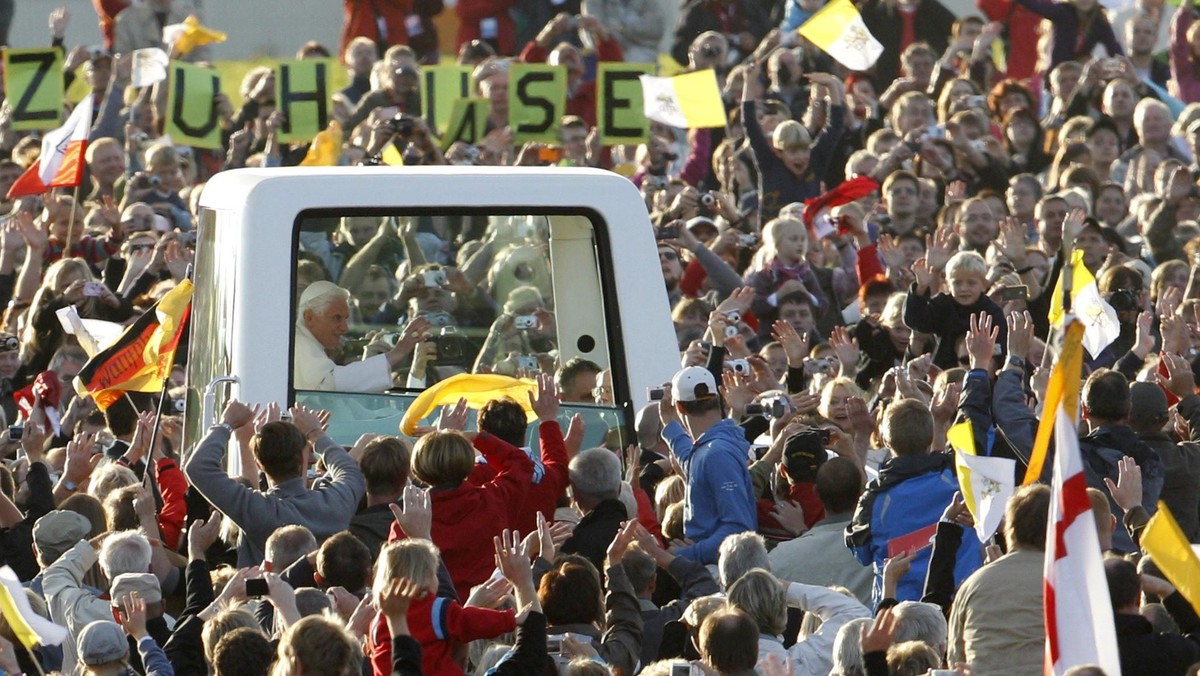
[293,281,429,391]
[85,138,126,203]
[635,402,672,495]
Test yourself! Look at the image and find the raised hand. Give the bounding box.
[528,373,560,422]
[1158,351,1198,400]
[1006,310,1033,363]
[827,326,861,376]
[389,484,432,541]
[925,227,956,272]
[1102,456,1143,512]
[861,607,898,653]
[912,257,936,293]
[966,312,999,371]
[436,398,470,431]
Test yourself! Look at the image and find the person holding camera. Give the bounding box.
[344,45,423,132]
[670,0,769,70]
[294,280,430,392]
[518,14,624,128]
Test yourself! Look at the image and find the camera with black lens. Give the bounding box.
[387,113,416,139]
[1106,288,1139,313]
[698,43,721,59]
[700,193,716,208]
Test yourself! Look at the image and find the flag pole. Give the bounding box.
[64,184,81,257]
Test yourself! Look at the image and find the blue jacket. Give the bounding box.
[663,418,757,564]
[845,453,982,606]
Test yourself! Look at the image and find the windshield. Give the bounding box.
[291,209,627,447]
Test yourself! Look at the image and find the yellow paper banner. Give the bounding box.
[420,65,474,135]
[508,63,566,144]
[165,61,222,149]
[3,48,63,131]
[274,59,333,144]
[597,63,653,144]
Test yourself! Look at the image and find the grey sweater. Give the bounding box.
[183,426,366,566]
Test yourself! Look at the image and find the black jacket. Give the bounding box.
[670,0,770,66]
[561,498,628,573]
[859,0,956,87]
[1079,424,1164,553]
[1116,596,1200,676]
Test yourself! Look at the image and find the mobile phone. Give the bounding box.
[1001,285,1028,301]
[546,634,564,654]
[516,355,539,371]
[245,578,268,597]
[83,281,105,297]
[656,225,678,240]
[647,387,665,401]
[422,269,447,287]
[671,665,699,676]
[8,425,22,442]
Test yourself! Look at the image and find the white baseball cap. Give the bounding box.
[672,366,718,402]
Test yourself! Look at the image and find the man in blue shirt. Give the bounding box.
[659,366,756,565]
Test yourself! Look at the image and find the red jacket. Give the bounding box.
[369,592,515,676]
[518,37,625,128]
[388,432,533,601]
[91,0,130,49]
[456,0,517,55]
[341,0,412,55]
[155,458,188,550]
[977,0,1042,83]
[467,421,569,536]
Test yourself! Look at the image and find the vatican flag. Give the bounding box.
[639,70,727,129]
[798,0,884,72]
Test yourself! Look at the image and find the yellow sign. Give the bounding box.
[597,63,652,144]
[274,59,333,143]
[508,64,566,144]
[420,65,473,135]
[440,98,489,151]
[165,61,222,149]
[3,49,63,131]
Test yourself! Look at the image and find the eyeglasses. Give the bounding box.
[658,250,679,261]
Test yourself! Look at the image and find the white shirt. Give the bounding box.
[293,323,393,392]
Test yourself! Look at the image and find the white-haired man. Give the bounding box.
[294,280,427,391]
[44,531,155,673]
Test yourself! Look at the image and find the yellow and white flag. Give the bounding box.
[0,566,66,648]
[1049,249,1120,358]
[639,70,726,129]
[947,420,1016,542]
[798,0,884,72]
[1144,502,1200,617]
[162,15,226,56]
[131,48,169,88]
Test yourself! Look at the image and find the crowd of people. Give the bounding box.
[1,0,1200,673]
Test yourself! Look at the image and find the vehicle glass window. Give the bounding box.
[184,207,227,452]
[292,210,626,449]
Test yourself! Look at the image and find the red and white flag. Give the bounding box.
[1044,405,1122,675]
[7,101,92,200]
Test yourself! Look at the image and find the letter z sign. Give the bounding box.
[4,49,64,131]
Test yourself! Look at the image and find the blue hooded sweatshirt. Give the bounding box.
[663,418,757,564]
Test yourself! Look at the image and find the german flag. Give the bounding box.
[74,280,193,410]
